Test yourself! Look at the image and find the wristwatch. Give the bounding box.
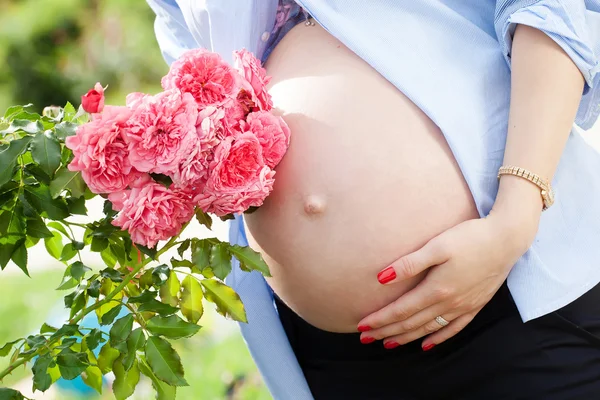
[497,165,555,211]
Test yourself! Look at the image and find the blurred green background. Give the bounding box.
[0,1,270,399]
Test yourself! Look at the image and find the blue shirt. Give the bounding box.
[147,1,600,398]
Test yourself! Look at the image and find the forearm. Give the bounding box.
[491,24,584,247]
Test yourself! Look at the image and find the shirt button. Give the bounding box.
[261,31,270,42]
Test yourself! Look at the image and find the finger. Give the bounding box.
[377,238,449,285]
[420,312,477,351]
[357,282,442,330]
[363,303,460,341]
[380,317,451,349]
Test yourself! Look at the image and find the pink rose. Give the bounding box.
[81,82,105,114]
[233,49,273,111]
[162,49,240,108]
[171,107,225,189]
[125,90,199,176]
[111,182,195,248]
[195,166,275,217]
[194,134,275,216]
[66,105,139,194]
[108,174,152,211]
[244,111,290,168]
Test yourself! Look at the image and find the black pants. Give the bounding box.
[275,283,600,400]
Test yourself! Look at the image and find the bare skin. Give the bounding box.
[243,23,478,333]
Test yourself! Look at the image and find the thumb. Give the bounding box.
[377,239,447,285]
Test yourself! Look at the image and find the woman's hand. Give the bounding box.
[357,181,541,350]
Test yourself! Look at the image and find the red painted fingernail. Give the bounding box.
[422,343,436,352]
[360,336,375,344]
[357,325,372,332]
[377,266,396,284]
[384,341,400,350]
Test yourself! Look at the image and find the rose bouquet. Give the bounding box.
[0,49,285,400]
[68,48,290,248]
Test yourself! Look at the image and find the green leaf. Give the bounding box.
[25,334,46,350]
[100,304,123,326]
[139,357,177,400]
[31,131,61,175]
[0,204,25,244]
[0,136,31,186]
[1,119,43,135]
[191,239,211,272]
[57,267,78,291]
[32,353,54,392]
[180,275,204,324]
[4,105,28,120]
[0,181,18,208]
[49,324,80,341]
[110,314,134,346]
[144,336,187,386]
[82,365,103,394]
[11,242,28,275]
[230,244,271,277]
[87,279,101,298]
[209,242,232,280]
[177,239,190,258]
[113,356,140,400]
[159,271,180,307]
[63,292,75,308]
[40,323,58,334]
[23,185,69,220]
[66,196,87,215]
[24,164,52,185]
[146,315,200,340]
[122,328,145,371]
[26,217,53,238]
[0,388,25,400]
[63,102,77,122]
[47,221,69,237]
[152,264,170,286]
[84,328,104,351]
[0,340,20,357]
[69,291,87,319]
[54,121,78,141]
[98,343,120,374]
[100,267,124,283]
[56,348,89,380]
[60,243,78,262]
[170,258,193,269]
[91,236,109,252]
[0,242,18,270]
[25,236,40,248]
[137,300,178,317]
[201,279,247,323]
[50,168,85,198]
[70,261,90,280]
[127,290,157,304]
[56,338,78,350]
[139,270,154,290]
[101,246,117,268]
[138,244,158,259]
[44,231,63,260]
[194,209,212,230]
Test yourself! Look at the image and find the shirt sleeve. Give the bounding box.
[494,0,600,129]
[146,0,279,66]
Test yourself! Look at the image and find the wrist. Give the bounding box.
[488,175,542,252]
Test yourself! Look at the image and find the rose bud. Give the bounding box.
[81,82,105,114]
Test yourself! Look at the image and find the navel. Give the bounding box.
[303,195,326,216]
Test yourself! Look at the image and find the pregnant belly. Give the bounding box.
[243,23,478,333]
